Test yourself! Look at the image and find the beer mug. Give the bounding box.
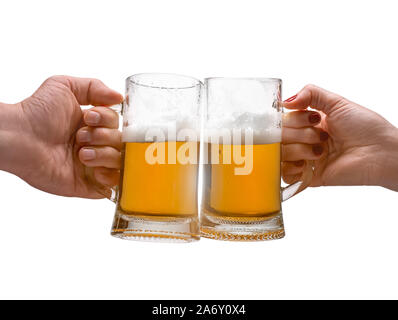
[200,78,314,241]
[101,73,202,242]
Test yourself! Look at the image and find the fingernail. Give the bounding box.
[312,144,323,156]
[81,148,96,160]
[294,160,305,167]
[320,131,329,141]
[309,112,321,124]
[77,130,91,143]
[284,94,297,102]
[86,111,101,125]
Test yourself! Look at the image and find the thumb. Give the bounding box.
[50,75,123,106]
[283,84,346,115]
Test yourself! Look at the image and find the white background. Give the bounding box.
[0,0,397,300]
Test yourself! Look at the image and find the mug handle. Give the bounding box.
[281,160,314,202]
[84,102,124,203]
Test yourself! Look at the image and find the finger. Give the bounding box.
[283,127,329,144]
[283,110,321,128]
[93,167,120,187]
[79,146,121,169]
[76,127,122,150]
[48,75,123,106]
[282,173,301,185]
[82,107,119,128]
[282,161,306,176]
[282,143,325,161]
[283,84,346,115]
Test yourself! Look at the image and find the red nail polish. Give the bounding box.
[309,112,321,124]
[294,160,305,167]
[312,144,323,156]
[320,131,329,141]
[284,94,297,102]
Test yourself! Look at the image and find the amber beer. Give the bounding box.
[118,141,199,218]
[202,142,281,218]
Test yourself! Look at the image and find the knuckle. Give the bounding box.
[104,146,119,157]
[99,147,111,158]
[305,128,319,141]
[107,110,119,123]
[93,127,109,140]
[110,109,119,119]
[91,78,104,86]
[304,84,317,91]
[334,95,348,108]
[46,75,63,82]
[294,144,310,157]
[45,75,70,86]
[98,107,118,124]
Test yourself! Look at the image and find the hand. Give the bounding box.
[282,84,398,192]
[0,76,123,198]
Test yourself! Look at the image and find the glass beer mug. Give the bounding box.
[102,73,203,242]
[200,78,314,241]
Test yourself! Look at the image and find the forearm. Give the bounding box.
[0,102,28,176]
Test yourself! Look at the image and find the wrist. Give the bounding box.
[0,102,30,177]
[375,126,398,191]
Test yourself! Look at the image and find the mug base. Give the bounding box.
[200,210,285,241]
[111,210,200,243]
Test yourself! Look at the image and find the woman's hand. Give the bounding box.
[282,84,398,192]
[0,76,123,198]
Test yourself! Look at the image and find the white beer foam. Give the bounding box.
[122,117,200,142]
[207,79,276,114]
[204,111,281,145]
[122,112,281,144]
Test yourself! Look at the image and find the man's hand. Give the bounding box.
[0,76,123,198]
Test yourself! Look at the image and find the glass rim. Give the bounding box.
[205,77,282,83]
[126,73,202,90]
